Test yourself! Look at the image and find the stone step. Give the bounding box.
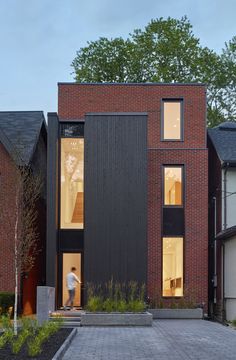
[49,316,81,328]
[49,316,81,322]
[51,310,84,317]
[61,321,81,328]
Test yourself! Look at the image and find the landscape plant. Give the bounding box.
[231,318,236,327]
[0,315,63,357]
[0,315,14,349]
[0,160,43,335]
[27,319,63,357]
[86,281,146,312]
[11,317,36,354]
[0,292,15,315]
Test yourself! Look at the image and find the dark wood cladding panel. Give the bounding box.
[46,113,59,287]
[163,208,184,236]
[59,230,84,251]
[84,113,147,285]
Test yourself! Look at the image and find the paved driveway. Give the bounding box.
[62,320,236,360]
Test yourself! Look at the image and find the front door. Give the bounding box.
[62,253,82,307]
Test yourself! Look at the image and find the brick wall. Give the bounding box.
[0,143,16,292]
[0,134,46,314]
[58,83,208,308]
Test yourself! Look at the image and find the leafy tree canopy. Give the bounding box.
[72,16,236,127]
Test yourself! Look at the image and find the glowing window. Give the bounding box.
[164,167,183,206]
[60,138,84,229]
[163,101,182,140]
[162,237,183,297]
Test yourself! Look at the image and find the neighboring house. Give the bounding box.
[0,111,47,315]
[208,122,236,321]
[47,83,208,310]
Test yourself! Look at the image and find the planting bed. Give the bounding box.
[0,328,72,360]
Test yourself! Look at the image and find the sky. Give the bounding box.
[0,0,236,116]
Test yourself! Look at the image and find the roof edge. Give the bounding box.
[58,82,206,87]
[216,225,236,241]
[27,113,47,165]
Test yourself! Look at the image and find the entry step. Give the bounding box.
[49,311,83,328]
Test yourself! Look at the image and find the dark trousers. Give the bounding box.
[65,288,75,307]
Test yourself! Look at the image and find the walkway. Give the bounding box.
[62,320,236,360]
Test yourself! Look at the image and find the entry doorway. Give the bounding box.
[62,253,82,307]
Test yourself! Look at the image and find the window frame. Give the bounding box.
[162,165,184,208]
[161,236,184,298]
[59,122,84,230]
[161,99,184,141]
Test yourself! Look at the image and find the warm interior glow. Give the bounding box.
[163,102,181,140]
[63,253,81,307]
[61,138,84,229]
[164,167,182,205]
[162,237,183,297]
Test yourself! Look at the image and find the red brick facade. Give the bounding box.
[0,143,16,293]
[0,135,46,315]
[58,83,208,308]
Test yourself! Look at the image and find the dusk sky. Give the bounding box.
[0,0,235,115]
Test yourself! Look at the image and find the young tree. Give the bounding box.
[72,16,236,126]
[0,162,42,335]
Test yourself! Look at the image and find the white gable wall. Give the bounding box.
[224,235,236,321]
[222,169,236,229]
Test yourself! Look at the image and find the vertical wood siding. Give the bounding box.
[84,113,147,285]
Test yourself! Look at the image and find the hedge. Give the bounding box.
[0,292,15,315]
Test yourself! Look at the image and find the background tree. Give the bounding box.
[72,16,236,127]
[0,161,42,335]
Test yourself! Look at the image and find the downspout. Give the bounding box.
[223,164,229,231]
[213,196,217,304]
[222,163,229,321]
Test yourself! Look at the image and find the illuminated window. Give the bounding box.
[162,237,183,297]
[164,167,183,206]
[163,101,182,140]
[60,138,84,229]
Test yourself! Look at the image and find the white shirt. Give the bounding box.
[66,272,80,290]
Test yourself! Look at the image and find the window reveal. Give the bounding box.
[60,138,84,229]
[162,237,183,297]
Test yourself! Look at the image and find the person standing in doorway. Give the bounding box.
[64,267,81,310]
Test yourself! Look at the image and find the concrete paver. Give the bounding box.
[62,320,236,360]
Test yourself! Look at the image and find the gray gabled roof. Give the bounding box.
[0,111,46,166]
[216,225,236,241]
[208,122,236,163]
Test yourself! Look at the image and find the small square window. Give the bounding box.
[162,100,183,140]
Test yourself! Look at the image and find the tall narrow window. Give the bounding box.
[163,100,182,140]
[61,138,84,229]
[162,237,183,297]
[164,167,183,206]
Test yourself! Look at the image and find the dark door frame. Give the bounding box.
[57,250,84,308]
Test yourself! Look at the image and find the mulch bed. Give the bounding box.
[0,328,72,360]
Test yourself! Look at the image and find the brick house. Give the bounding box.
[46,83,208,310]
[0,112,47,314]
[208,122,236,321]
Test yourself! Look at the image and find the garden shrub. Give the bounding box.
[127,300,145,312]
[0,317,14,349]
[103,298,115,312]
[27,319,62,357]
[0,292,14,315]
[232,319,236,327]
[11,317,37,354]
[86,281,146,312]
[116,300,127,312]
[86,296,103,312]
